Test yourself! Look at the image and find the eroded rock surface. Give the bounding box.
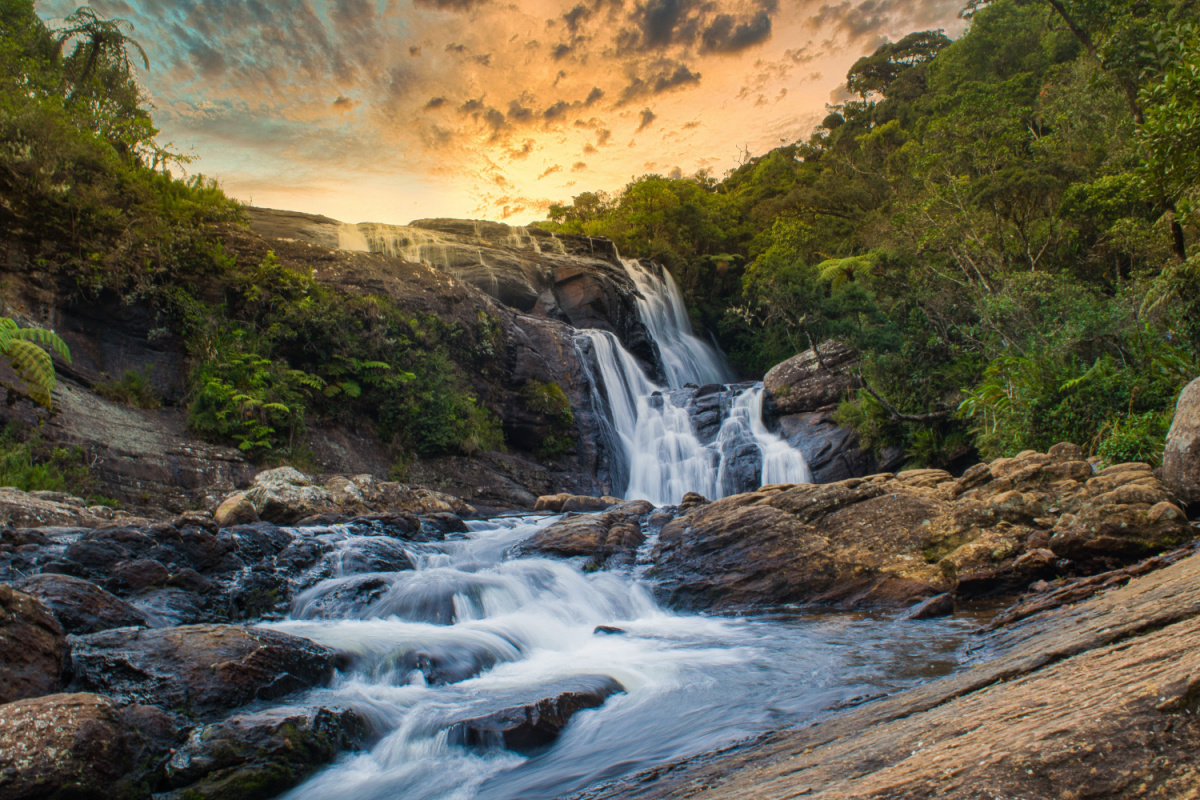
[520,500,654,566]
[14,573,148,634]
[68,624,339,718]
[652,448,1192,611]
[577,544,1200,800]
[0,584,68,703]
[762,340,860,416]
[447,676,625,753]
[0,692,182,800]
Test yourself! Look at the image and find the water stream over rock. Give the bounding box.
[276,516,976,800]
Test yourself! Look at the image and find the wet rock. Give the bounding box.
[902,592,954,620]
[776,410,893,483]
[520,503,649,562]
[762,340,861,415]
[1163,376,1200,510]
[161,706,368,800]
[421,512,469,534]
[0,584,68,703]
[14,573,148,634]
[68,624,340,719]
[213,493,258,528]
[594,625,626,635]
[536,493,574,512]
[0,693,182,800]
[447,676,625,752]
[652,448,1194,612]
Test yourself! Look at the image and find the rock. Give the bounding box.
[0,487,124,529]
[762,340,861,416]
[0,693,182,800]
[652,448,1194,612]
[594,625,626,635]
[776,410,898,483]
[519,503,650,563]
[446,676,624,752]
[536,493,574,512]
[68,624,340,718]
[0,584,68,703]
[324,475,366,507]
[1163,376,1200,510]
[902,592,954,620]
[161,706,368,800]
[244,468,335,524]
[213,493,258,528]
[14,573,148,634]
[561,495,623,513]
[678,492,709,512]
[581,547,1200,800]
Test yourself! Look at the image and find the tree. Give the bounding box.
[0,318,71,408]
[54,6,147,89]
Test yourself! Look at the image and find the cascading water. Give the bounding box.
[577,258,811,505]
[278,516,976,800]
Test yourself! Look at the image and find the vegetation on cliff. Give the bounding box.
[0,1,504,465]
[542,0,1200,468]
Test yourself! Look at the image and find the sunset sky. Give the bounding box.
[39,0,965,224]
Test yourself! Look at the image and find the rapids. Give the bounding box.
[275,516,977,800]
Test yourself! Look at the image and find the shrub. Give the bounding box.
[93,366,161,408]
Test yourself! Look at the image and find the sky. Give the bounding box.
[39,0,966,225]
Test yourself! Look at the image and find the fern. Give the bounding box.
[0,317,71,408]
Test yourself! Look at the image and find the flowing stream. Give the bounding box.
[288,227,964,800]
[276,516,976,800]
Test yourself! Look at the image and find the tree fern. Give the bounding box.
[0,317,71,408]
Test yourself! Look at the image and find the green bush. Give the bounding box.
[1096,410,1172,467]
[0,422,102,499]
[93,366,162,409]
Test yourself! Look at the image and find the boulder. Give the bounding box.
[446,676,624,752]
[0,487,127,529]
[763,340,861,416]
[520,501,653,563]
[0,693,182,800]
[244,468,335,524]
[161,706,368,800]
[213,493,258,528]
[1163,376,1200,510]
[652,448,1194,612]
[14,573,148,634]
[777,410,901,483]
[535,494,625,513]
[68,624,340,718]
[0,584,68,703]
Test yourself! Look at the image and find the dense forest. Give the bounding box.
[541,0,1200,469]
[0,0,505,474]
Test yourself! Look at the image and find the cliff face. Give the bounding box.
[248,208,661,379]
[0,214,636,512]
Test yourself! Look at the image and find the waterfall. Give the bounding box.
[578,260,811,505]
[620,259,733,388]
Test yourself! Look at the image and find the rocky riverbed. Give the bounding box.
[1,441,1197,800]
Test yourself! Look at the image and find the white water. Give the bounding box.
[277,517,975,800]
[578,260,810,505]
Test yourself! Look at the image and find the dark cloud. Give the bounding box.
[700,11,772,53]
[583,143,598,153]
[552,42,573,59]
[188,43,227,78]
[538,164,563,178]
[445,42,467,53]
[543,100,571,120]
[585,86,604,104]
[683,119,700,128]
[509,139,535,158]
[332,94,360,111]
[563,4,592,31]
[409,45,422,56]
[424,96,448,110]
[618,62,700,104]
[596,128,612,145]
[636,107,656,132]
[572,161,588,171]
[508,99,534,121]
[474,53,492,66]
[413,0,490,11]
[667,166,683,178]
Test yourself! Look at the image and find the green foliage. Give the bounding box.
[1096,410,1173,466]
[93,366,161,409]
[0,422,99,497]
[545,0,1200,464]
[522,380,577,458]
[0,316,71,407]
